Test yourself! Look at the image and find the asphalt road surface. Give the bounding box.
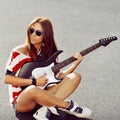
[0,0,120,120]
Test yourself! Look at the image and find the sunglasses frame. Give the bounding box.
[29,28,44,36]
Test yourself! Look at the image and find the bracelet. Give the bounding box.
[31,77,36,86]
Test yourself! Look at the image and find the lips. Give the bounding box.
[30,37,36,43]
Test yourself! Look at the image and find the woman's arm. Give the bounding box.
[4,74,48,87]
[4,75,32,86]
[58,52,83,78]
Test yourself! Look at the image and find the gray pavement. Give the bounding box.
[0,0,120,120]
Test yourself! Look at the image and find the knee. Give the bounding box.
[74,72,81,83]
[24,85,42,96]
[71,72,82,84]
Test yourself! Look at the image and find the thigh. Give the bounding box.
[45,73,72,94]
[16,85,38,112]
[46,72,81,94]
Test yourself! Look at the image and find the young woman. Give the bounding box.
[4,17,92,119]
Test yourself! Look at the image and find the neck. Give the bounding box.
[34,44,42,53]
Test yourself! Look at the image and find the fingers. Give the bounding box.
[74,52,83,62]
[36,74,48,86]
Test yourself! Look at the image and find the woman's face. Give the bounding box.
[29,22,44,48]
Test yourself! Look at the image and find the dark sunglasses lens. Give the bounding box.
[36,30,42,36]
[30,28,34,34]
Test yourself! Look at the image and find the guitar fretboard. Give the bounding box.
[52,42,101,72]
[80,42,101,56]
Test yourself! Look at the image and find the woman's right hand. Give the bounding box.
[36,75,48,86]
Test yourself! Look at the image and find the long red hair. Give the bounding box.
[26,17,58,61]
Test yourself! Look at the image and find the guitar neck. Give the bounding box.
[52,42,101,72]
[80,42,101,56]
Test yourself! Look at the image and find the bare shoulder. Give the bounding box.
[15,44,29,56]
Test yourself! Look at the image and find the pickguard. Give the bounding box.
[32,63,61,89]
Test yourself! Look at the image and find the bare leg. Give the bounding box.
[16,72,81,112]
[16,85,69,112]
[46,72,81,100]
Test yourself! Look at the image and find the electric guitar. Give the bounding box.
[18,36,117,89]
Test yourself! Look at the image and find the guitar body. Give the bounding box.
[19,50,63,89]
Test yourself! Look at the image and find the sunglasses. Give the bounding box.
[29,28,44,36]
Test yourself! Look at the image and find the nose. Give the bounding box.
[31,31,36,36]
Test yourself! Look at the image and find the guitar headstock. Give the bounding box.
[99,36,118,46]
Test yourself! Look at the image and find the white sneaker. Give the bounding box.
[59,100,92,118]
[48,107,59,115]
[33,106,49,120]
[33,106,59,120]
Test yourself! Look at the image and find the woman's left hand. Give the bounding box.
[74,52,83,65]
